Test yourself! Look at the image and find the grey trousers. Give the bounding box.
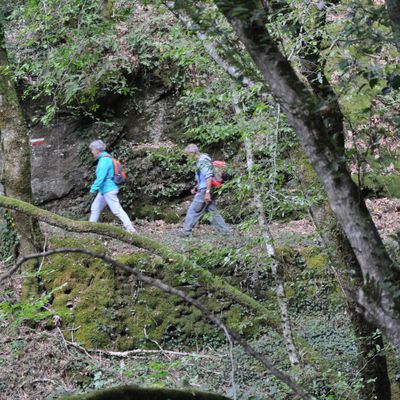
[183,189,229,234]
[90,190,136,233]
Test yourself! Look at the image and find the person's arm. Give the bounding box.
[90,158,109,193]
[198,160,213,203]
[205,177,212,204]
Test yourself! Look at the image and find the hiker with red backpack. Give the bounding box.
[88,140,137,234]
[180,144,230,238]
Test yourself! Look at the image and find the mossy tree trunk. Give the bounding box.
[61,385,231,400]
[0,17,43,296]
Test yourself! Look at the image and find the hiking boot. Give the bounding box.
[178,231,191,238]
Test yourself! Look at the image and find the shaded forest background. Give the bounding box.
[1,0,400,399]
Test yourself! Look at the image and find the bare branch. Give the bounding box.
[244,131,300,367]
[6,247,314,399]
[0,194,332,375]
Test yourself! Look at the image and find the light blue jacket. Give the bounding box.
[90,152,119,194]
[196,154,213,190]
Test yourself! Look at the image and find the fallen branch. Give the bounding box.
[72,344,217,359]
[55,322,217,359]
[0,195,269,318]
[7,247,314,400]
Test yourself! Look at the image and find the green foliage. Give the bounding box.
[0,284,67,327]
[114,143,192,214]
[0,296,50,326]
[6,1,180,123]
[0,210,18,262]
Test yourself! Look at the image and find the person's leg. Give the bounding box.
[183,190,207,235]
[206,200,230,232]
[103,190,136,233]
[89,193,107,222]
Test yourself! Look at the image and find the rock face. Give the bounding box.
[30,119,86,204]
[1,76,183,208]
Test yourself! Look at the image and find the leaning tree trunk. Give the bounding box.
[0,21,43,296]
[215,0,400,354]
[167,1,393,392]
[297,156,392,400]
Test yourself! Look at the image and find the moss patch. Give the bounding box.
[41,236,266,351]
[42,237,116,348]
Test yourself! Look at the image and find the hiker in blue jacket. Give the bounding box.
[180,144,230,237]
[89,140,136,233]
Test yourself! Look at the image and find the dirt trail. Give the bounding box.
[36,198,400,259]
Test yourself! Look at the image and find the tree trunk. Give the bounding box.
[0,21,43,296]
[304,183,392,400]
[169,1,393,391]
[244,131,300,367]
[215,0,400,353]
[385,0,400,52]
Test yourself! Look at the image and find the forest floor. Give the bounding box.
[1,198,400,400]
[44,197,400,257]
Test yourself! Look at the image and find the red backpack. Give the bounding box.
[211,160,226,187]
[103,154,127,185]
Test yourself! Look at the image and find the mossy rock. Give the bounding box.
[59,385,230,400]
[42,237,117,348]
[41,236,264,351]
[299,247,327,270]
[274,245,345,312]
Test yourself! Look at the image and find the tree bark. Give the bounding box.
[244,131,300,367]
[0,19,43,297]
[215,0,400,353]
[168,1,393,391]
[385,0,400,52]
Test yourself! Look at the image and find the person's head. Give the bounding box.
[184,143,200,160]
[89,140,106,158]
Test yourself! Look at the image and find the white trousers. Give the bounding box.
[89,190,136,233]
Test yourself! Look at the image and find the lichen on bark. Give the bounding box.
[0,17,43,297]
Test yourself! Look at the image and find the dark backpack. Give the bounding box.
[103,154,127,185]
